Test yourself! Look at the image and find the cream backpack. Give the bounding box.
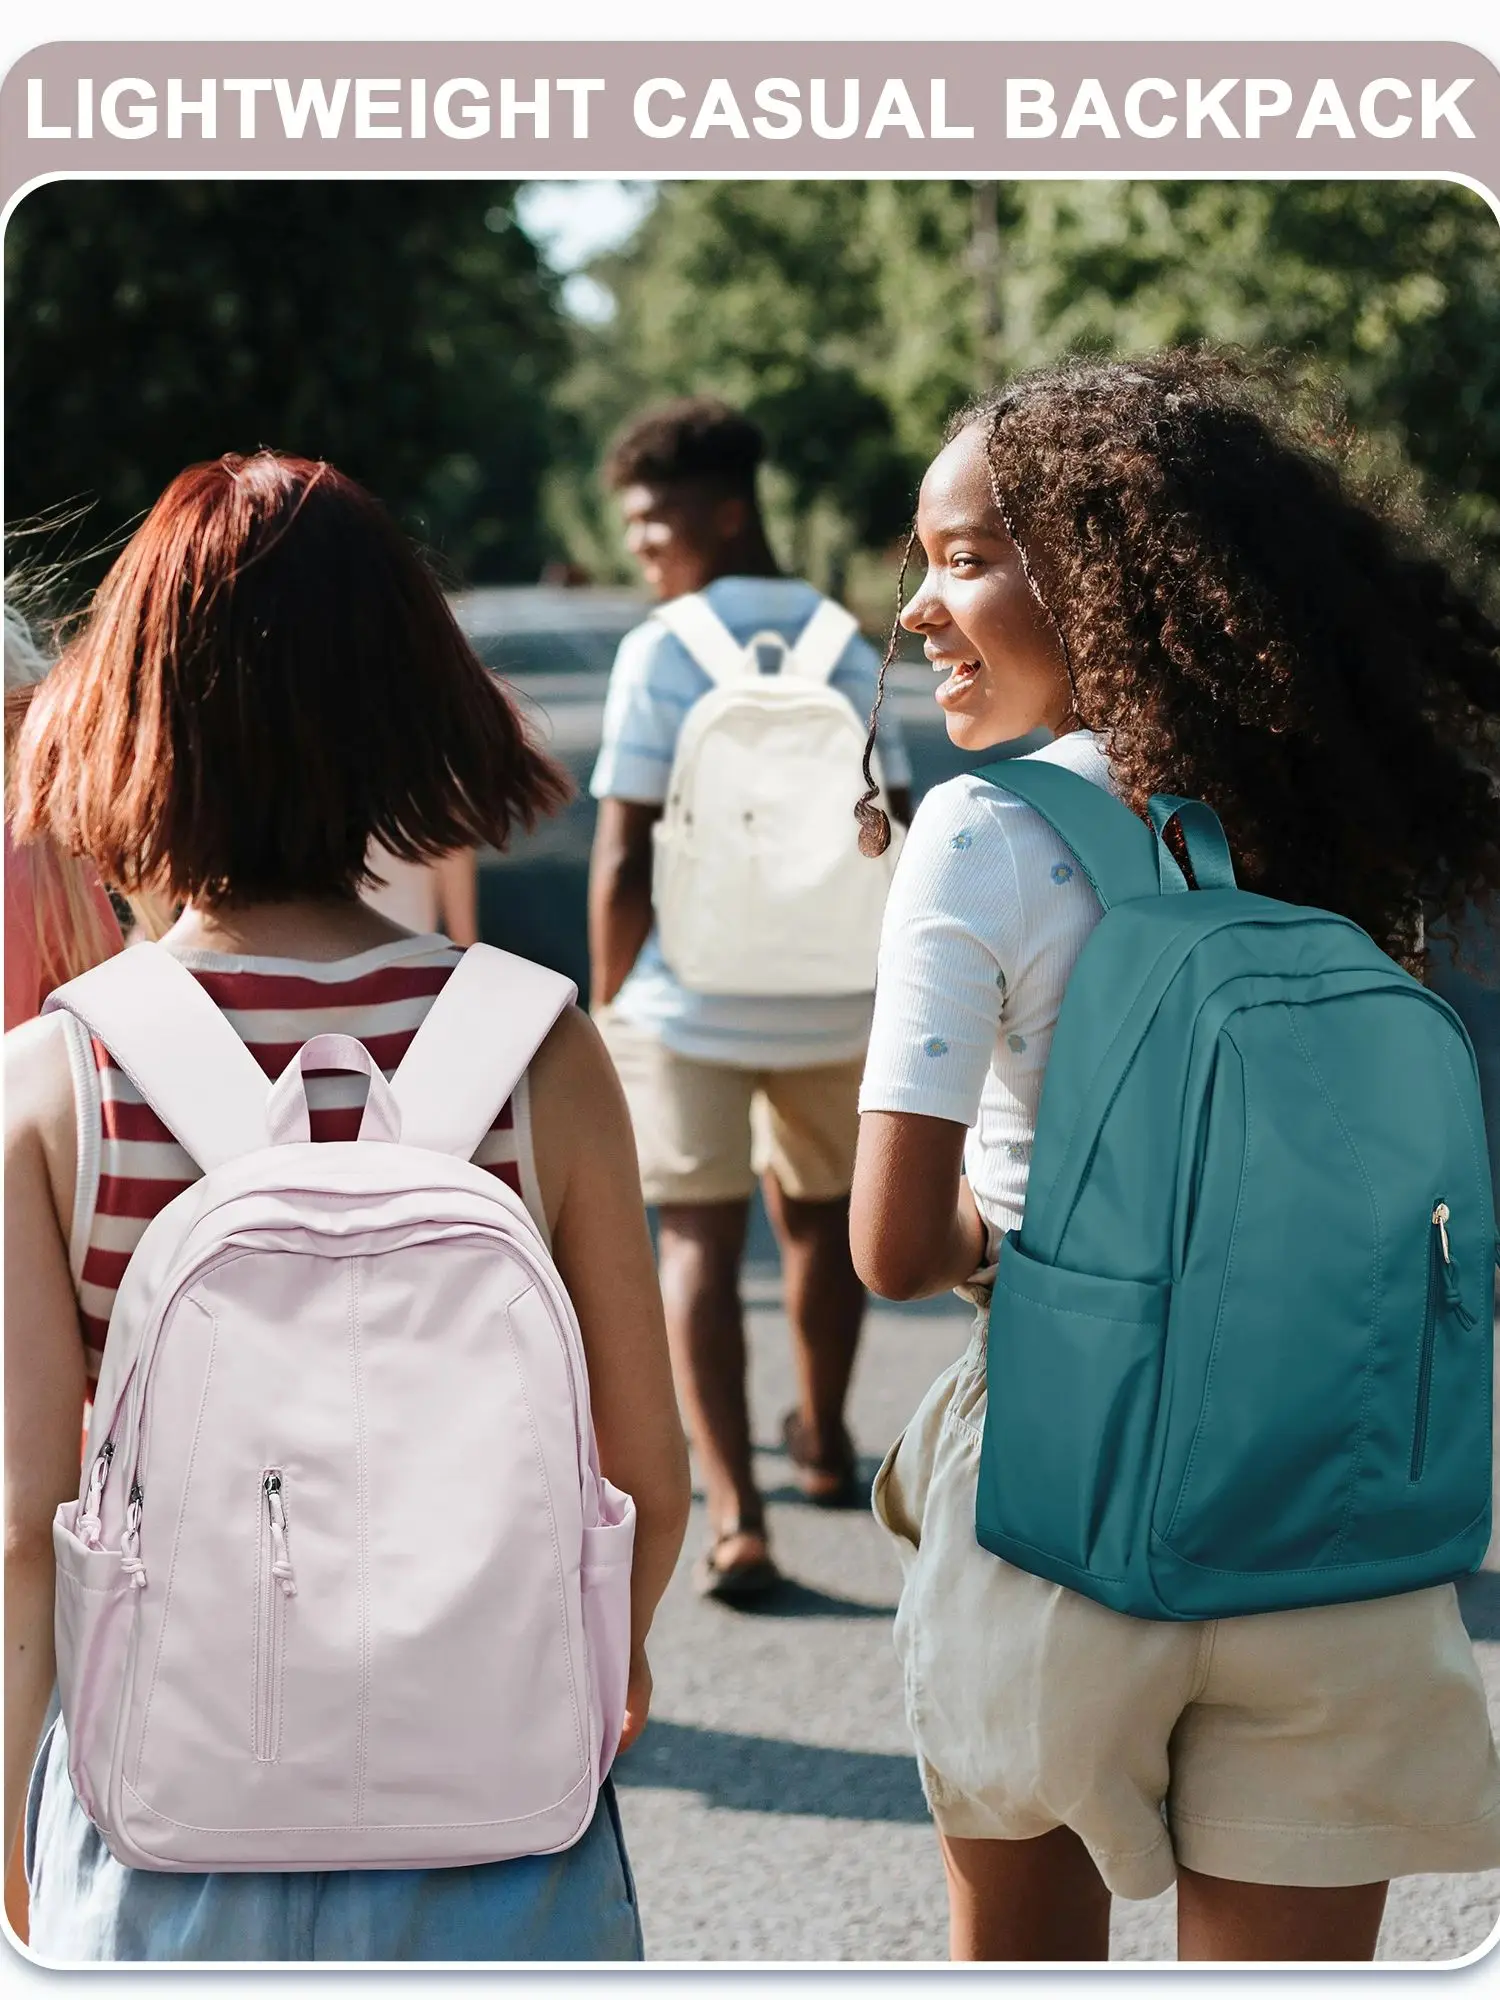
[648,593,904,997]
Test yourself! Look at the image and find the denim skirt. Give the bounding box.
[24,1716,643,1963]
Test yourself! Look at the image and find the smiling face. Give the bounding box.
[619,480,751,602]
[901,423,1074,752]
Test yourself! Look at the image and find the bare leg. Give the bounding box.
[656,1200,763,1561]
[940,1827,1112,1962]
[761,1175,865,1468]
[1176,1867,1387,1962]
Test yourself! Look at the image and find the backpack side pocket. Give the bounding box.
[53,1499,134,1825]
[975,1238,1168,1599]
[580,1478,636,1782]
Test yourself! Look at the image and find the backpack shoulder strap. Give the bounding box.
[652,594,748,687]
[42,944,272,1170]
[389,944,578,1160]
[785,598,859,686]
[975,756,1187,910]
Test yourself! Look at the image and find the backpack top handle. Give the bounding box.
[267,1034,403,1146]
[1147,794,1237,892]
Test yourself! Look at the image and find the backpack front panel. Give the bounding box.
[1153,980,1494,1600]
[978,902,1494,1620]
[48,1149,623,1871]
[113,1222,596,1864]
[653,682,898,995]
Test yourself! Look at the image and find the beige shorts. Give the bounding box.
[596,1009,862,1207]
[872,1313,1500,1899]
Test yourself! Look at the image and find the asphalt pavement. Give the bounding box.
[613,1274,1500,1965]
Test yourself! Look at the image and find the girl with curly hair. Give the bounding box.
[850,350,1500,1963]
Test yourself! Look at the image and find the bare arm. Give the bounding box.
[588,799,660,1009]
[433,849,481,948]
[4,1018,88,1868]
[850,1110,987,1302]
[529,1007,690,1750]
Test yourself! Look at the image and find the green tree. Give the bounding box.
[560,179,1500,582]
[991,181,1500,549]
[552,181,928,591]
[6,182,568,585]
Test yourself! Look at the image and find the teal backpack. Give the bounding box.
[974,758,1496,1621]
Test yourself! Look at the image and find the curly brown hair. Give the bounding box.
[860,348,1500,972]
[602,396,765,498]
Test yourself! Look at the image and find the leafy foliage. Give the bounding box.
[6,181,567,585]
[561,179,1500,584]
[8,179,1497,599]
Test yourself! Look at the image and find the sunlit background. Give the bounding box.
[9,176,1500,619]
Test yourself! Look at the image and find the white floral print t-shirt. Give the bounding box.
[857,729,1113,1259]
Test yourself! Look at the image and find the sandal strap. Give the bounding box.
[711,1519,768,1549]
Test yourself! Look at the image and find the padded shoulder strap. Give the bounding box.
[786,599,859,685]
[43,944,272,1170]
[652,593,748,687]
[389,944,577,1160]
[974,756,1187,910]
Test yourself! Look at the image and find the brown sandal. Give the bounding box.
[781,1409,862,1509]
[692,1521,781,1603]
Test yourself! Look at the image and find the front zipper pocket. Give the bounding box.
[1410,1206,1443,1483]
[253,1469,296,1762]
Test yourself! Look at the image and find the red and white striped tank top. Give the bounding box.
[64,936,543,1380]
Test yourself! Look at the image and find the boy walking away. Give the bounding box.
[590,398,912,1601]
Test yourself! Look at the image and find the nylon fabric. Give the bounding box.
[650,593,747,686]
[1148,794,1238,893]
[388,944,575,1160]
[649,590,902,998]
[972,760,1188,909]
[971,762,1496,1620]
[43,950,634,1873]
[43,947,272,1170]
[785,598,860,684]
[267,1035,402,1146]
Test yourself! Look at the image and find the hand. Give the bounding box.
[957,1177,990,1277]
[618,1645,653,1754]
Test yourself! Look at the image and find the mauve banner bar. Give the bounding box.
[4,42,1500,212]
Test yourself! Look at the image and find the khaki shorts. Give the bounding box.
[872,1313,1500,1899]
[596,1009,862,1207]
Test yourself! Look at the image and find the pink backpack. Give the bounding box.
[43,942,635,1873]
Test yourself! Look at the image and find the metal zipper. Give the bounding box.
[254,1469,293,1761]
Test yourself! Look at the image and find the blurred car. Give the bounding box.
[456,584,648,681]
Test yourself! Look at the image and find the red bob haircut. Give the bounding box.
[12,452,571,906]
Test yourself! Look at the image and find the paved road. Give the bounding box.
[613,1278,1500,1965]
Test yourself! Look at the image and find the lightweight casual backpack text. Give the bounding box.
[649,592,903,997]
[44,943,635,1871]
[973,759,1496,1621]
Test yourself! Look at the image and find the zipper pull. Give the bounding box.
[78,1439,115,1547]
[1434,1203,1478,1330]
[264,1473,297,1598]
[120,1481,147,1590]
[1434,1202,1452,1264]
